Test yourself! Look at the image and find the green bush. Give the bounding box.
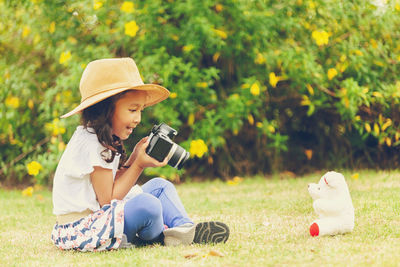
[1,0,400,184]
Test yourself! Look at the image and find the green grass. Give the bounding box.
[1,170,399,266]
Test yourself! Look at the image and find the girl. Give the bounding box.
[51,58,229,251]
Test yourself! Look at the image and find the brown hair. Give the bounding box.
[81,91,128,169]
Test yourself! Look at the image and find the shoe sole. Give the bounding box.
[193,221,229,244]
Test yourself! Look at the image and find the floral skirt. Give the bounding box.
[51,199,125,252]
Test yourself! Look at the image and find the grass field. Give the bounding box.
[0,170,399,266]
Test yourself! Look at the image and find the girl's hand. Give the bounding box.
[126,137,148,166]
[132,137,168,169]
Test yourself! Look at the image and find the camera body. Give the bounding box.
[146,123,190,169]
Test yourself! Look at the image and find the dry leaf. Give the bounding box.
[184,252,199,259]
[209,249,224,257]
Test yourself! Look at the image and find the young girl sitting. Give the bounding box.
[51,57,229,251]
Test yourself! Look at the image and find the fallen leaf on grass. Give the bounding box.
[184,253,198,259]
[184,250,201,259]
[184,249,224,259]
[209,249,224,257]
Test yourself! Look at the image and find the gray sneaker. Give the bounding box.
[163,223,196,246]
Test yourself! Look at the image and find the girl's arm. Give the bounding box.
[91,139,167,207]
[114,137,147,180]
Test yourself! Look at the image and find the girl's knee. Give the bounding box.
[144,177,173,189]
[153,177,173,188]
[134,193,162,219]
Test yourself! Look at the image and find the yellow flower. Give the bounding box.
[381,119,392,131]
[354,50,363,56]
[124,21,139,37]
[372,92,383,98]
[189,139,208,158]
[58,141,66,151]
[255,53,266,65]
[311,30,329,46]
[183,44,194,53]
[256,122,263,128]
[28,99,34,109]
[365,123,371,133]
[6,96,20,108]
[49,21,56,33]
[267,125,275,133]
[22,26,31,38]
[93,1,103,10]
[351,173,359,180]
[120,1,134,13]
[196,82,208,88]
[370,39,378,49]
[269,72,282,88]
[247,114,254,125]
[22,186,34,197]
[59,51,71,65]
[215,4,223,12]
[27,161,42,176]
[45,118,66,136]
[187,113,195,126]
[250,83,260,96]
[169,92,177,99]
[211,28,227,39]
[327,68,338,80]
[374,123,380,135]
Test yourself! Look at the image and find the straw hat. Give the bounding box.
[61,57,170,118]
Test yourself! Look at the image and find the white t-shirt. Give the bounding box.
[52,126,141,215]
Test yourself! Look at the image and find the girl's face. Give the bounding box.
[112,90,146,140]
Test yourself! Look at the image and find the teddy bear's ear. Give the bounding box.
[323,175,332,187]
[322,171,345,188]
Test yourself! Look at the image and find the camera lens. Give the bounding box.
[167,144,190,169]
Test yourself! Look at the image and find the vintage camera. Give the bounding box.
[146,123,190,169]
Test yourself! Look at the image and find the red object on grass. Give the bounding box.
[310,222,319,236]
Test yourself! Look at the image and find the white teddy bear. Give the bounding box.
[308,171,355,236]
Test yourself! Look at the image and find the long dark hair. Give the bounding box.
[81,91,128,169]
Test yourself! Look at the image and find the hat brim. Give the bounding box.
[61,84,170,118]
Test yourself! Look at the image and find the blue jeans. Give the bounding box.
[123,178,193,243]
